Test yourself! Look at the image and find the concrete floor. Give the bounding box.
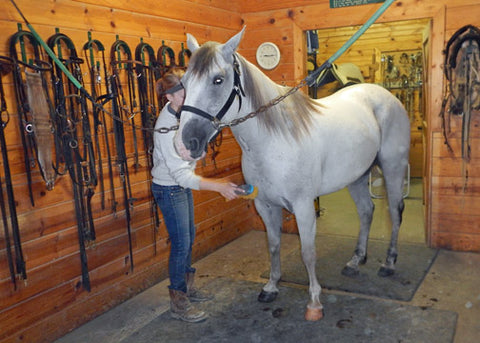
[57,179,480,343]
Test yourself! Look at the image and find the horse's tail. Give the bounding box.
[370,85,411,161]
[372,84,410,222]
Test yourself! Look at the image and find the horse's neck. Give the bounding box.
[232,60,285,152]
[230,114,271,158]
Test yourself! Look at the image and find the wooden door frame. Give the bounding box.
[294,4,446,247]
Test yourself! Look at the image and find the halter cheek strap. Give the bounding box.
[180,54,245,126]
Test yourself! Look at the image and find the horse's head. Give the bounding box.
[174,27,246,161]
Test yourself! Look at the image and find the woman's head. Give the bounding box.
[156,68,185,110]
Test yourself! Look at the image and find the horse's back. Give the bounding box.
[320,83,410,148]
[331,83,408,124]
[305,83,409,194]
[322,83,410,177]
[346,84,410,157]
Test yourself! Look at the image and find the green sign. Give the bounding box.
[330,0,385,8]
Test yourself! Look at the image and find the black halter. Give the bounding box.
[181,54,245,128]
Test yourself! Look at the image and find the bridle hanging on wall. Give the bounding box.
[440,24,480,189]
[135,39,161,246]
[47,29,99,292]
[0,55,26,289]
[9,27,55,206]
[83,33,111,211]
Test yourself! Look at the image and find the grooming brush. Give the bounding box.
[235,184,258,199]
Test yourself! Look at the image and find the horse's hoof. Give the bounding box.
[359,254,368,265]
[378,266,395,277]
[258,290,278,303]
[341,265,359,277]
[305,307,324,321]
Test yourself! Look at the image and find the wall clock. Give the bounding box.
[256,42,281,70]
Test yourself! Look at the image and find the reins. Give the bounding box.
[0,55,26,289]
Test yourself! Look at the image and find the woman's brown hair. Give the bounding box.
[155,68,185,104]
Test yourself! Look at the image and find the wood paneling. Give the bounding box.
[1,0,480,342]
[0,1,254,342]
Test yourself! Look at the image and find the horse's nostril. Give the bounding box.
[189,137,199,152]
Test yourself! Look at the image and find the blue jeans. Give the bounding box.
[152,183,196,293]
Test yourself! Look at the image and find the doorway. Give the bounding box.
[307,19,430,244]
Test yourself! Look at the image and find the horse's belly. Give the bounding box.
[242,134,378,200]
[309,112,379,194]
[318,145,377,195]
[239,95,383,200]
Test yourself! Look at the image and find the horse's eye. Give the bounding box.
[213,76,224,85]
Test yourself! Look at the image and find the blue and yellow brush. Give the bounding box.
[235,184,258,199]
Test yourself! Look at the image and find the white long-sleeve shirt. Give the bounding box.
[151,103,201,190]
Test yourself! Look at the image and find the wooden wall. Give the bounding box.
[0,1,253,342]
[1,0,480,342]
[240,0,480,250]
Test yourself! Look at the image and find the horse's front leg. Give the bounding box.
[295,200,324,321]
[255,200,283,303]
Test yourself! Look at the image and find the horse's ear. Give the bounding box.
[186,33,200,53]
[222,26,246,57]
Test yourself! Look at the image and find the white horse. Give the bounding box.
[174,28,410,321]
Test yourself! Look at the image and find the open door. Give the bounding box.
[421,21,431,209]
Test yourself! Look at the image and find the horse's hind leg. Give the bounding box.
[378,161,407,277]
[255,200,283,303]
[342,172,374,277]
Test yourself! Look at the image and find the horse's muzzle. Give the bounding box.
[177,118,214,160]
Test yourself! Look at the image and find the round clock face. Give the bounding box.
[256,42,280,70]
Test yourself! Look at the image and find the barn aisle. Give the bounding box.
[56,231,479,342]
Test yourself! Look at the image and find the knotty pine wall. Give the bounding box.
[0,1,253,342]
[1,0,480,342]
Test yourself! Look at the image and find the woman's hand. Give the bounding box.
[218,180,242,201]
[199,178,242,201]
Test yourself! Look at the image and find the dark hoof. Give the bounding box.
[378,266,395,277]
[359,254,367,265]
[341,266,359,277]
[258,290,278,303]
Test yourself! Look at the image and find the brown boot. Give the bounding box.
[186,272,214,303]
[169,289,208,323]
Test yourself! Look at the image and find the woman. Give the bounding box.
[152,68,241,323]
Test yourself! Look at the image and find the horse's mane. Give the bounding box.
[238,54,321,140]
[187,42,321,140]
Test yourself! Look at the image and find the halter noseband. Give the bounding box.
[181,54,245,129]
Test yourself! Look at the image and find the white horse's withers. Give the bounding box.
[174,28,410,321]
